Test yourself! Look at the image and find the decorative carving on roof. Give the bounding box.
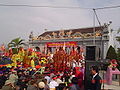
[73,32,83,38]
[72,32,94,38]
[66,30,72,38]
[95,30,102,37]
[32,36,38,40]
[45,34,51,40]
[36,26,106,41]
[83,33,87,38]
[38,36,43,40]
[59,30,65,38]
[52,32,57,39]
[85,33,93,38]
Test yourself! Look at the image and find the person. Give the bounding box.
[16,77,28,90]
[1,80,15,90]
[49,76,58,89]
[42,79,50,90]
[9,70,18,84]
[56,83,67,90]
[90,66,102,90]
[38,81,45,90]
[27,79,38,90]
[69,77,80,90]
[56,75,63,85]
[0,71,5,89]
[74,67,83,88]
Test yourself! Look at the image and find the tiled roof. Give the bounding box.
[38,26,104,37]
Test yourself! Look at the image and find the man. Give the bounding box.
[90,66,102,90]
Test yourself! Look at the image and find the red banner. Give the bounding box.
[46,42,77,47]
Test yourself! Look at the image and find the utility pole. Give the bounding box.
[93,9,96,45]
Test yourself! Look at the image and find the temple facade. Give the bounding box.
[28,25,110,60]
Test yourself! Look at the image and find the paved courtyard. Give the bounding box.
[100,71,120,90]
[103,81,120,90]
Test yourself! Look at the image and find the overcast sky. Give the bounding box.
[0,0,120,45]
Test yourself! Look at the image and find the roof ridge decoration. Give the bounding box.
[52,32,57,39]
[45,34,51,40]
[95,30,102,37]
[58,30,65,39]
[36,26,105,41]
[66,30,72,38]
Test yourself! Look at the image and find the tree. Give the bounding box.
[117,48,120,60]
[8,37,25,54]
[117,48,120,70]
[106,45,117,60]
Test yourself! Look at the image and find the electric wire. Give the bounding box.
[0,3,120,10]
[95,5,120,10]
[0,3,91,9]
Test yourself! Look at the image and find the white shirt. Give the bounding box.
[56,78,63,84]
[49,80,58,88]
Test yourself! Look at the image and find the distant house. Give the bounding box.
[29,25,109,60]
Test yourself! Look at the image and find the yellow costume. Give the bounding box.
[11,54,20,67]
[31,59,35,68]
[18,49,25,62]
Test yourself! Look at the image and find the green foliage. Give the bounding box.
[12,48,18,54]
[106,45,117,60]
[8,37,25,48]
[116,48,120,70]
[8,37,25,54]
[117,48,120,60]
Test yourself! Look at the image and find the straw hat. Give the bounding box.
[38,82,45,88]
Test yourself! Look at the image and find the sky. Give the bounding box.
[0,0,120,45]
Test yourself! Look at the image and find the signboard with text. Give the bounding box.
[46,41,77,47]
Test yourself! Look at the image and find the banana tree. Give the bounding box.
[8,37,25,53]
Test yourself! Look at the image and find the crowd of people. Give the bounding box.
[0,64,102,90]
[0,46,102,90]
[0,64,86,90]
